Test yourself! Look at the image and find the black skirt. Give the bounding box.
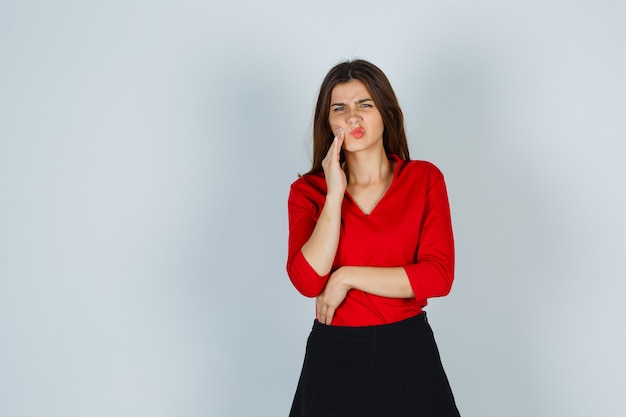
[289,312,460,417]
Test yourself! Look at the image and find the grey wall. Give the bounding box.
[1,1,625,416]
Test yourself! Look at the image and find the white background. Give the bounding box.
[1,1,625,416]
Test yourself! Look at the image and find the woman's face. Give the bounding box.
[328,79,385,155]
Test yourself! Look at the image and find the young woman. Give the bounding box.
[287,59,460,416]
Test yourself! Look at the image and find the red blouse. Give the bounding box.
[287,154,455,326]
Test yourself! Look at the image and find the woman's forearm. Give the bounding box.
[334,266,415,299]
[300,193,343,276]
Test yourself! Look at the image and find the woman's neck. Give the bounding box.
[344,148,392,186]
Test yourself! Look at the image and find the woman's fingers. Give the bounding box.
[315,270,349,325]
[316,297,335,325]
[331,128,344,166]
[322,128,347,196]
[323,307,335,325]
[323,128,343,164]
[333,128,344,159]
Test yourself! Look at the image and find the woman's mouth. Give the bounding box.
[350,127,365,138]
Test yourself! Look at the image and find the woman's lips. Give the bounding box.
[350,127,365,138]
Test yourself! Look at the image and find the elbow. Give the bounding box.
[293,284,322,298]
[427,250,455,297]
[286,261,326,298]
[438,267,455,297]
[286,250,330,297]
[431,258,454,296]
[406,258,455,299]
[287,275,324,298]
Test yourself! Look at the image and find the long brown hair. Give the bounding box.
[305,59,410,175]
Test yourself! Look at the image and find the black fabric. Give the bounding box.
[289,313,460,417]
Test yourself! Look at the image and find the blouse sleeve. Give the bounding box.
[286,180,331,297]
[403,172,455,302]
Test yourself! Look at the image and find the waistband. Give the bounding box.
[312,312,428,338]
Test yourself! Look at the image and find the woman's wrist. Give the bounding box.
[333,266,354,291]
[321,193,344,216]
[325,188,345,201]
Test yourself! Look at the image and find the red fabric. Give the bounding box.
[287,154,455,326]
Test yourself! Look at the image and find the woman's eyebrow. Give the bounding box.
[330,98,373,107]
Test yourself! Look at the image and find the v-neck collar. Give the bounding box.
[344,154,403,216]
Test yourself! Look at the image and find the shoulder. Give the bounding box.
[288,172,327,204]
[290,171,326,192]
[395,156,445,186]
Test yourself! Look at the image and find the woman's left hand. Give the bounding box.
[316,267,351,325]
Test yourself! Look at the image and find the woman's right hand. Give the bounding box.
[300,128,345,278]
[321,128,347,197]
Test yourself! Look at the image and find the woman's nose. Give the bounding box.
[346,111,360,125]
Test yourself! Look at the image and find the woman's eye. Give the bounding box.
[332,106,345,112]
[360,103,373,108]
